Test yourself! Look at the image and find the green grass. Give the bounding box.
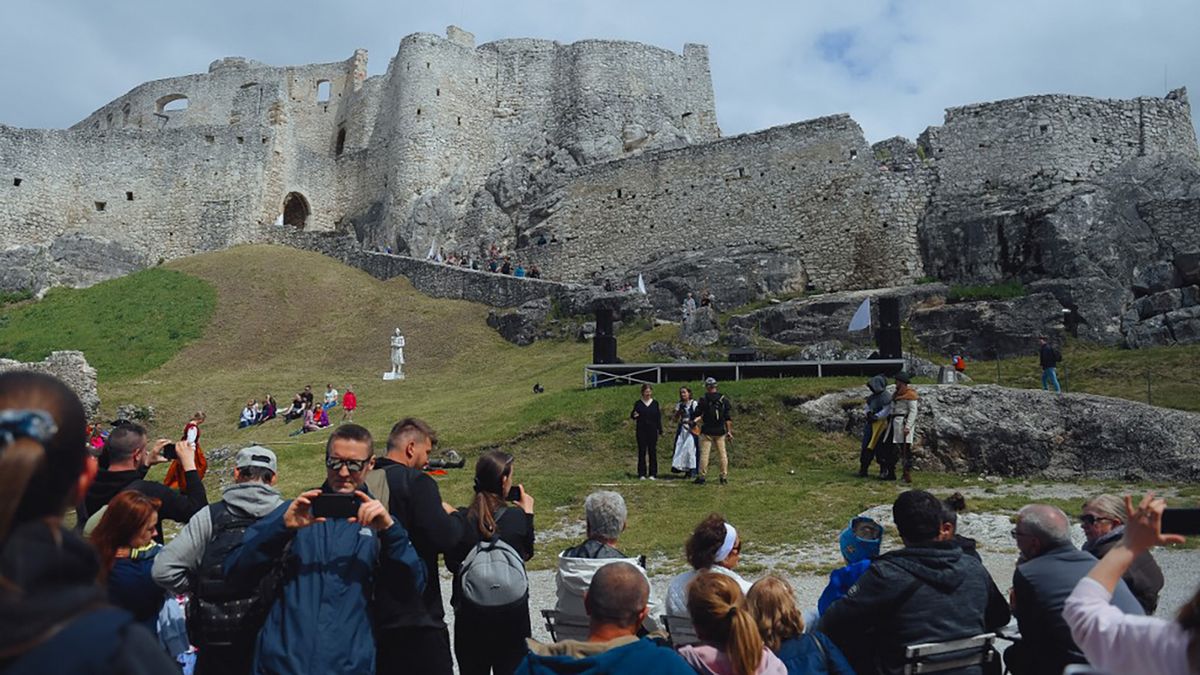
[947,279,1026,302]
[0,268,215,381]
[0,289,33,306]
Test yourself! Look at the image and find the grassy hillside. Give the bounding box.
[3,245,1193,571]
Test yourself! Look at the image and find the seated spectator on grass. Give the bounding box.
[239,399,257,428]
[257,394,277,423]
[0,371,178,673]
[323,384,339,412]
[818,490,1011,675]
[1063,494,1193,675]
[556,491,661,631]
[666,514,752,617]
[518,561,693,675]
[747,576,853,675]
[290,406,320,436]
[942,492,980,561]
[1005,504,1143,675]
[679,572,788,675]
[281,394,304,423]
[314,404,330,429]
[90,491,166,634]
[816,516,882,615]
[1081,493,1164,614]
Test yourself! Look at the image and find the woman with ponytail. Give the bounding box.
[0,371,176,673]
[679,572,787,675]
[89,491,165,633]
[446,450,536,675]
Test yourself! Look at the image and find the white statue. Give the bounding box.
[384,328,406,380]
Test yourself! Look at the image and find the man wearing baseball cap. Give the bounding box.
[693,377,733,485]
[153,445,285,675]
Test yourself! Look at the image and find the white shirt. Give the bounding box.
[1063,576,1191,675]
[325,389,338,404]
[665,565,753,617]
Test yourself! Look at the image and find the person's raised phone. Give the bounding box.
[506,486,522,502]
[160,443,178,461]
[1161,508,1200,535]
[310,493,360,519]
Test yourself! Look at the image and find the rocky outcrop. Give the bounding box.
[0,351,100,417]
[790,341,963,381]
[0,232,148,296]
[799,384,1200,481]
[632,245,809,319]
[680,305,720,346]
[907,293,1067,358]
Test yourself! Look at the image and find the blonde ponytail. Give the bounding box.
[688,572,765,675]
[0,438,47,542]
[726,603,766,675]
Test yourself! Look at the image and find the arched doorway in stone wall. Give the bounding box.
[283,192,310,229]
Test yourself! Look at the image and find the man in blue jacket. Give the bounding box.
[516,561,693,675]
[224,424,425,675]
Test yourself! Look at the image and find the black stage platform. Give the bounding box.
[584,359,905,388]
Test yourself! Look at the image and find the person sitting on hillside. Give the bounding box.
[679,572,788,675]
[556,491,660,631]
[257,394,277,423]
[818,490,1011,675]
[323,384,339,412]
[665,513,752,617]
[290,406,319,436]
[817,516,883,615]
[518,562,693,675]
[1080,493,1164,614]
[281,393,305,423]
[314,404,330,429]
[239,399,257,429]
[748,576,854,675]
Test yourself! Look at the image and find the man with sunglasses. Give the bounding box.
[225,424,425,675]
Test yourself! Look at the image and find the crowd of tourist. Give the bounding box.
[1,370,1196,675]
[241,383,357,435]
[424,243,544,279]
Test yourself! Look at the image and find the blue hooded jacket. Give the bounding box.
[776,632,856,675]
[224,494,425,675]
[515,637,695,675]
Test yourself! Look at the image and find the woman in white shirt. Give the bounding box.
[666,513,752,617]
[1063,493,1193,675]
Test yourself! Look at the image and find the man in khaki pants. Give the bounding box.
[693,377,733,485]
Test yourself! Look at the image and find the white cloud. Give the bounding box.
[1,0,1196,143]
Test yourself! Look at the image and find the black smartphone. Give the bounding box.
[311,493,360,519]
[1161,508,1200,535]
[160,443,178,461]
[506,486,522,502]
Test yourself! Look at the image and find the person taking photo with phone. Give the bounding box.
[224,424,424,675]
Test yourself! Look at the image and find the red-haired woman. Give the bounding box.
[91,491,165,633]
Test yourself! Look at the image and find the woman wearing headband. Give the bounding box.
[665,513,752,617]
[0,371,176,672]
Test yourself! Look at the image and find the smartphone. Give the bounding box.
[1161,508,1200,535]
[310,493,360,519]
[160,443,178,461]
[506,486,522,502]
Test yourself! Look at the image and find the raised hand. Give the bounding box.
[1122,493,1186,553]
[355,491,394,531]
[284,489,325,530]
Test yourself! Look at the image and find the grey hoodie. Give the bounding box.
[152,482,285,594]
[865,375,893,420]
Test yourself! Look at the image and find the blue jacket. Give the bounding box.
[515,637,695,675]
[107,544,164,634]
[817,559,871,615]
[776,633,855,675]
[224,497,425,675]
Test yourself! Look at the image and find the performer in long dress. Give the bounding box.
[671,386,699,477]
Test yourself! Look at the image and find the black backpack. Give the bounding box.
[186,502,281,647]
[701,394,728,427]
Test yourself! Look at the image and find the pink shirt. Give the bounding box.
[1063,577,1191,675]
[677,644,787,675]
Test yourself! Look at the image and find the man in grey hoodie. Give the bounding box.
[859,375,893,478]
[152,445,285,675]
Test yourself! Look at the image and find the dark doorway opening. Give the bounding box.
[283,192,310,229]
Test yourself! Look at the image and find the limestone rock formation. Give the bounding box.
[0,232,147,296]
[799,384,1200,481]
[907,293,1066,358]
[486,298,551,347]
[633,245,809,319]
[0,351,100,416]
[680,305,720,346]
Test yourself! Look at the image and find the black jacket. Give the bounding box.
[81,466,207,527]
[631,400,663,437]
[695,392,732,436]
[1039,343,1059,369]
[1084,529,1164,614]
[371,458,466,631]
[818,542,1011,675]
[0,521,177,675]
[1010,543,1143,675]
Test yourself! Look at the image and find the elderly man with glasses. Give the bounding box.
[225,424,425,675]
[1003,504,1143,675]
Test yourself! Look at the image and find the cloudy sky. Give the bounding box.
[2,0,1197,142]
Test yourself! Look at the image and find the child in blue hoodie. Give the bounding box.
[817,516,883,615]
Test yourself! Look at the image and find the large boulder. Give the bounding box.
[680,305,720,346]
[487,298,551,346]
[0,351,100,417]
[907,293,1067,358]
[0,232,148,296]
[637,245,809,319]
[799,384,1200,481]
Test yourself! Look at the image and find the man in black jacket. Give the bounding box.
[365,417,464,675]
[1005,504,1143,675]
[80,422,207,534]
[819,490,1011,675]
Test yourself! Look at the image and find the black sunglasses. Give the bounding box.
[1079,514,1114,526]
[325,457,369,473]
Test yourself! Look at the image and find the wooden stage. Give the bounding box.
[583,359,905,388]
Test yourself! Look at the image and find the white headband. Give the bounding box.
[714,523,738,563]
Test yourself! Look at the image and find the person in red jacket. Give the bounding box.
[342,385,358,423]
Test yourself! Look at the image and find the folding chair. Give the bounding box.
[903,633,998,674]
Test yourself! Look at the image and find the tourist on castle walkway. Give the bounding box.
[630,384,662,480]
[1039,336,1062,393]
[671,386,699,477]
[859,374,892,478]
[694,377,733,485]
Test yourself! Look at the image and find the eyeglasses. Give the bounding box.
[325,457,369,473]
[1079,514,1113,526]
[1010,528,1029,539]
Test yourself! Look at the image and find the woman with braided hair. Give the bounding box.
[0,371,176,673]
[679,571,787,675]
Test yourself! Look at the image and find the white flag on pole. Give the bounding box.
[637,273,647,295]
[426,240,437,261]
[848,298,872,332]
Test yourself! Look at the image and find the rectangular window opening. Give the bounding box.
[237,136,245,144]
[126,191,134,201]
[205,135,215,143]
[95,201,106,212]
[12,178,21,187]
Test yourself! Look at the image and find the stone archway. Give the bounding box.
[283,192,310,230]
